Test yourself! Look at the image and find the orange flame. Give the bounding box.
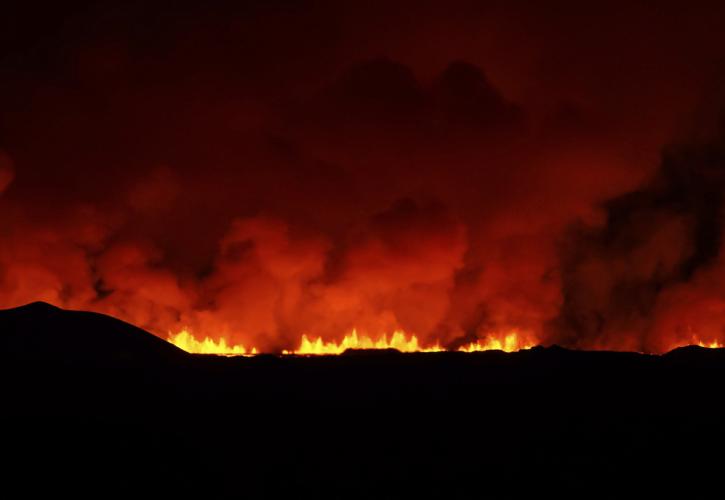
[169,328,538,355]
[696,339,724,349]
[666,331,725,351]
[283,329,444,355]
[168,328,725,355]
[168,329,257,356]
[458,331,535,352]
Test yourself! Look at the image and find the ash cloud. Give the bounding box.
[549,135,725,352]
[2,2,725,351]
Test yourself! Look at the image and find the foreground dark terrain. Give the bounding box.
[2,302,725,498]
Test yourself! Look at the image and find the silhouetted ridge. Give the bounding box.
[664,344,725,361]
[0,302,186,364]
[14,301,61,314]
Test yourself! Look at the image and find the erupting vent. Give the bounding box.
[167,328,534,355]
[167,329,724,355]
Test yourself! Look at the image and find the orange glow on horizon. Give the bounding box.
[457,331,535,352]
[168,330,258,356]
[168,328,536,355]
[696,339,724,349]
[283,330,445,355]
[168,328,725,356]
[666,334,725,351]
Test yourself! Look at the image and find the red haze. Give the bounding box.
[2,1,725,352]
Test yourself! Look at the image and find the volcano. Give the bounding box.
[2,303,725,498]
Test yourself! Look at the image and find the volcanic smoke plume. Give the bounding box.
[550,137,725,352]
[3,1,725,352]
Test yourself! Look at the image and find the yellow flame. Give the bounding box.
[169,328,535,355]
[671,326,725,350]
[169,329,257,356]
[696,339,724,349]
[458,331,534,353]
[284,329,444,355]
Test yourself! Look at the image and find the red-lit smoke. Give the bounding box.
[2,1,725,352]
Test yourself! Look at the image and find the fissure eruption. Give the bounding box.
[3,2,725,355]
[167,328,536,355]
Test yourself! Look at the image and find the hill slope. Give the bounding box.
[0,301,186,364]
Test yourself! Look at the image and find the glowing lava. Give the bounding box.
[168,328,539,355]
[168,328,725,356]
[667,334,725,351]
[283,329,444,355]
[457,331,535,352]
[696,339,724,349]
[168,330,257,356]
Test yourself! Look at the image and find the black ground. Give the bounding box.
[2,302,725,498]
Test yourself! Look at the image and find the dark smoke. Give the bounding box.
[549,134,725,352]
[3,2,725,351]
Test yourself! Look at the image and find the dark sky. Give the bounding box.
[2,0,725,351]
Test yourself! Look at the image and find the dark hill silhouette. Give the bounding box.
[665,343,725,360]
[0,301,186,364]
[2,302,725,499]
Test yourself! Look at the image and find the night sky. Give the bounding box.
[2,1,725,352]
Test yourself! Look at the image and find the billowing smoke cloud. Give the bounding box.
[2,2,725,351]
[549,134,725,352]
